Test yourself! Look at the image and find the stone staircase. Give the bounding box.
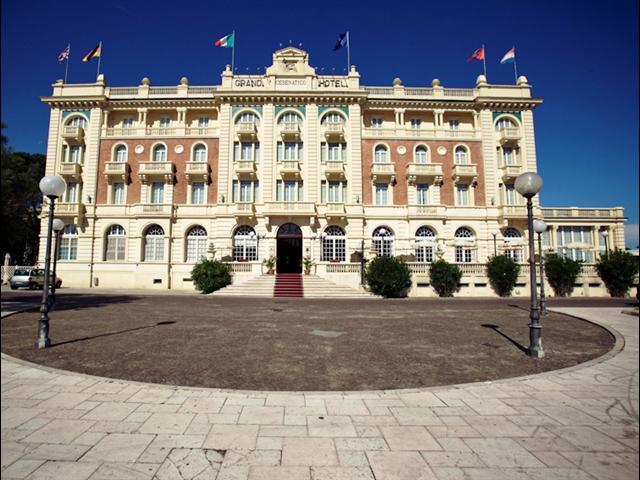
[213,274,374,298]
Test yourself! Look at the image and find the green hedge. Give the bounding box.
[596,249,639,297]
[364,256,412,298]
[430,259,462,297]
[191,260,232,294]
[486,255,521,297]
[544,253,582,297]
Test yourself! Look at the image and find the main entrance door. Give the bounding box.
[276,223,303,273]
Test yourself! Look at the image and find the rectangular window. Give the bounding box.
[455,246,473,263]
[70,145,82,163]
[410,119,422,129]
[449,119,460,130]
[504,184,517,205]
[456,184,470,206]
[122,117,134,129]
[198,117,209,127]
[65,182,78,203]
[328,181,341,203]
[505,248,522,263]
[371,118,383,128]
[112,183,125,204]
[416,245,434,263]
[416,184,429,205]
[328,143,341,161]
[106,236,126,261]
[58,237,77,261]
[159,117,170,128]
[191,182,205,204]
[503,147,514,165]
[375,183,389,205]
[151,182,164,204]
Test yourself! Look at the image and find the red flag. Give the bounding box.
[467,46,485,62]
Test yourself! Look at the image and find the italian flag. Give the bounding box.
[215,33,234,48]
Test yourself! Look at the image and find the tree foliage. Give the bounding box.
[544,253,583,297]
[364,255,412,298]
[1,123,46,264]
[486,255,521,297]
[429,259,463,297]
[191,260,232,294]
[596,249,639,297]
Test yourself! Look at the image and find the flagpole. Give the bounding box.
[96,41,102,79]
[231,31,235,73]
[482,43,487,78]
[512,47,518,83]
[346,31,351,72]
[64,43,70,84]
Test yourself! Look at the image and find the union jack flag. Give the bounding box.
[58,45,70,63]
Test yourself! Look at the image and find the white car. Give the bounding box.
[10,269,62,290]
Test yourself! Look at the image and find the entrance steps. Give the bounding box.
[213,274,374,298]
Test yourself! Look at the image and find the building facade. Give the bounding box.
[39,47,626,296]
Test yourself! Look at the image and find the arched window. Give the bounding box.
[233,226,258,261]
[321,226,346,262]
[321,112,344,125]
[502,227,523,262]
[67,116,87,128]
[236,112,259,124]
[415,146,428,164]
[144,225,165,262]
[58,225,78,261]
[114,145,127,163]
[372,226,394,257]
[278,112,302,124]
[152,144,167,162]
[186,226,208,262]
[495,117,516,131]
[374,145,388,163]
[415,226,437,263]
[503,227,522,240]
[454,146,468,164]
[105,225,126,261]
[454,227,475,263]
[193,144,207,162]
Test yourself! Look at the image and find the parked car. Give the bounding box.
[9,269,62,290]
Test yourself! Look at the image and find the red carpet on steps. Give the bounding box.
[274,273,304,297]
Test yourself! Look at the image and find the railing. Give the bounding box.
[185,162,209,175]
[325,203,346,215]
[224,262,258,273]
[185,127,218,136]
[325,263,360,273]
[405,128,437,137]
[55,202,83,216]
[235,160,256,173]
[325,161,344,173]
[364,87,394,95]
[501,164,522,178]
[281,122,300,135]
[404,87,434,96]
[498,127,521,143]
[363,128,397,137]
[500,205,527,217]
[541,208,622,218]
[264,202,316,214]
[145,127,176,136]
[149,87,178,96]
[237,121,257,134]
[108,86,217,98]
[62,126,84,142]
[234,202,254,214]
[444,129,475,138]
[105,127,139,137]
[188,86,217,95]
[452,164,478,176]
[104,162,129,175]
[138,162,174,175]
[324,122,344,135]
[280,160,300,172]
[58,163,82,176]
[407,163,443,176]
[443,88,474,97]
[371,163,395,175]
[109,87,139,97]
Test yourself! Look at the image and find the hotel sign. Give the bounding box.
[232,76,351,91]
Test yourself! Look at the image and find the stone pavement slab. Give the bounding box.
[1,307,638,480]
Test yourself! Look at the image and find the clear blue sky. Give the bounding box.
[2,0,638,236]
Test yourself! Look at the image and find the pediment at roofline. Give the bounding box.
[266,47,316,77]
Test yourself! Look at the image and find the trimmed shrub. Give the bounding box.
[486,255,520,297]
[544,253,582,297]
[191,259,232,294]
[364,255,412,298]
[596,249,639,297]
[430,259,462,297]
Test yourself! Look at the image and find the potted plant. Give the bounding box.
[262,256,277,274]
[302,256,315,275]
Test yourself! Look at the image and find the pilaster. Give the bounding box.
[306,103,319,202]
[348,103,362,204]
[478,109,498,206]
[262,103,275,201]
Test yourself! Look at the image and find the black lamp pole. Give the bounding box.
[37,197,56,348]
[525,197,543,357]
[537,232,547,316]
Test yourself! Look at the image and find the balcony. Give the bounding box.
[234,202,255,217]
[58,162,82,180]
[104,127,139,137]
[406,163,443,185]
[234,160,257,177]
[407,205,447,219]
[138,161,174,183]
[324,122,344,140]
[103,161,130,182]
[236,121,258,139]
[498,127,521,145]
[185,127,218,136]
[280,122,301,140]
[145,127,176,136]
[500,164,523,182]
[498,205,528,220]
[324,203,346,219]
[55,202,84,222]
[131,204,173,217]
[185,161,210,182]
[452,163,478,185]
[62,126,84,144]
[264,201,316,221]
[371,162,396,182]
[324,161,345,177]
[279,160,301,177]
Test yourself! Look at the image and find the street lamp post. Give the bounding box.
[36,175,67,349]
[533,219,548,317]
[515,172,544,358]
[602,229,609,255]
[50,218,65,308]
[491,230,498,256]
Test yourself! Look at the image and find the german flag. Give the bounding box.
[82,43,101,62]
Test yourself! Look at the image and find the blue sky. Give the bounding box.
[2,0,638,243]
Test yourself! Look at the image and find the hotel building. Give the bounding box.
[39,47,626,296]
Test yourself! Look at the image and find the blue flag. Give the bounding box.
[334,33,348,51]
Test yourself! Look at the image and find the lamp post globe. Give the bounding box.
[515,172,545,358]
[514,172,543,198]
[532,219,548,317]
[52,218,65,233]
[36,175,66,349]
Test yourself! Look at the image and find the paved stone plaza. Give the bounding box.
[1,306,638,479]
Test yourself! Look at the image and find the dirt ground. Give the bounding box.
[1,293,625,391]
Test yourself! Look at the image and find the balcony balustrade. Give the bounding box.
[234,160,257,177]
[280,122,301,139]
[54,202,84,222]
[324,161,345,177]
[279,160,301,176]
[104,127,139,137]
[452,163,478,185]
[234,202,255,217]
[103,162,130,183]
[407,163,443,185]
[324,203,346,219]
[371,162,396,182]
[501,164,523,181]
[185,161,210,182]
[236,121,258,139]
[131,204,173,217]
[62,126,84,144]
[138,161,174,183]
[264,202,316,219]
[324,122,344,139]
[498,127,521,145]
[58,162,82,180]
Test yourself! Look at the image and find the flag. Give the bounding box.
[500,47,515,64]
[333,33,348,51]
[215,33,234,48]
[467,46,485,62]
[82,43,101,62]
[58,45,70,63]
